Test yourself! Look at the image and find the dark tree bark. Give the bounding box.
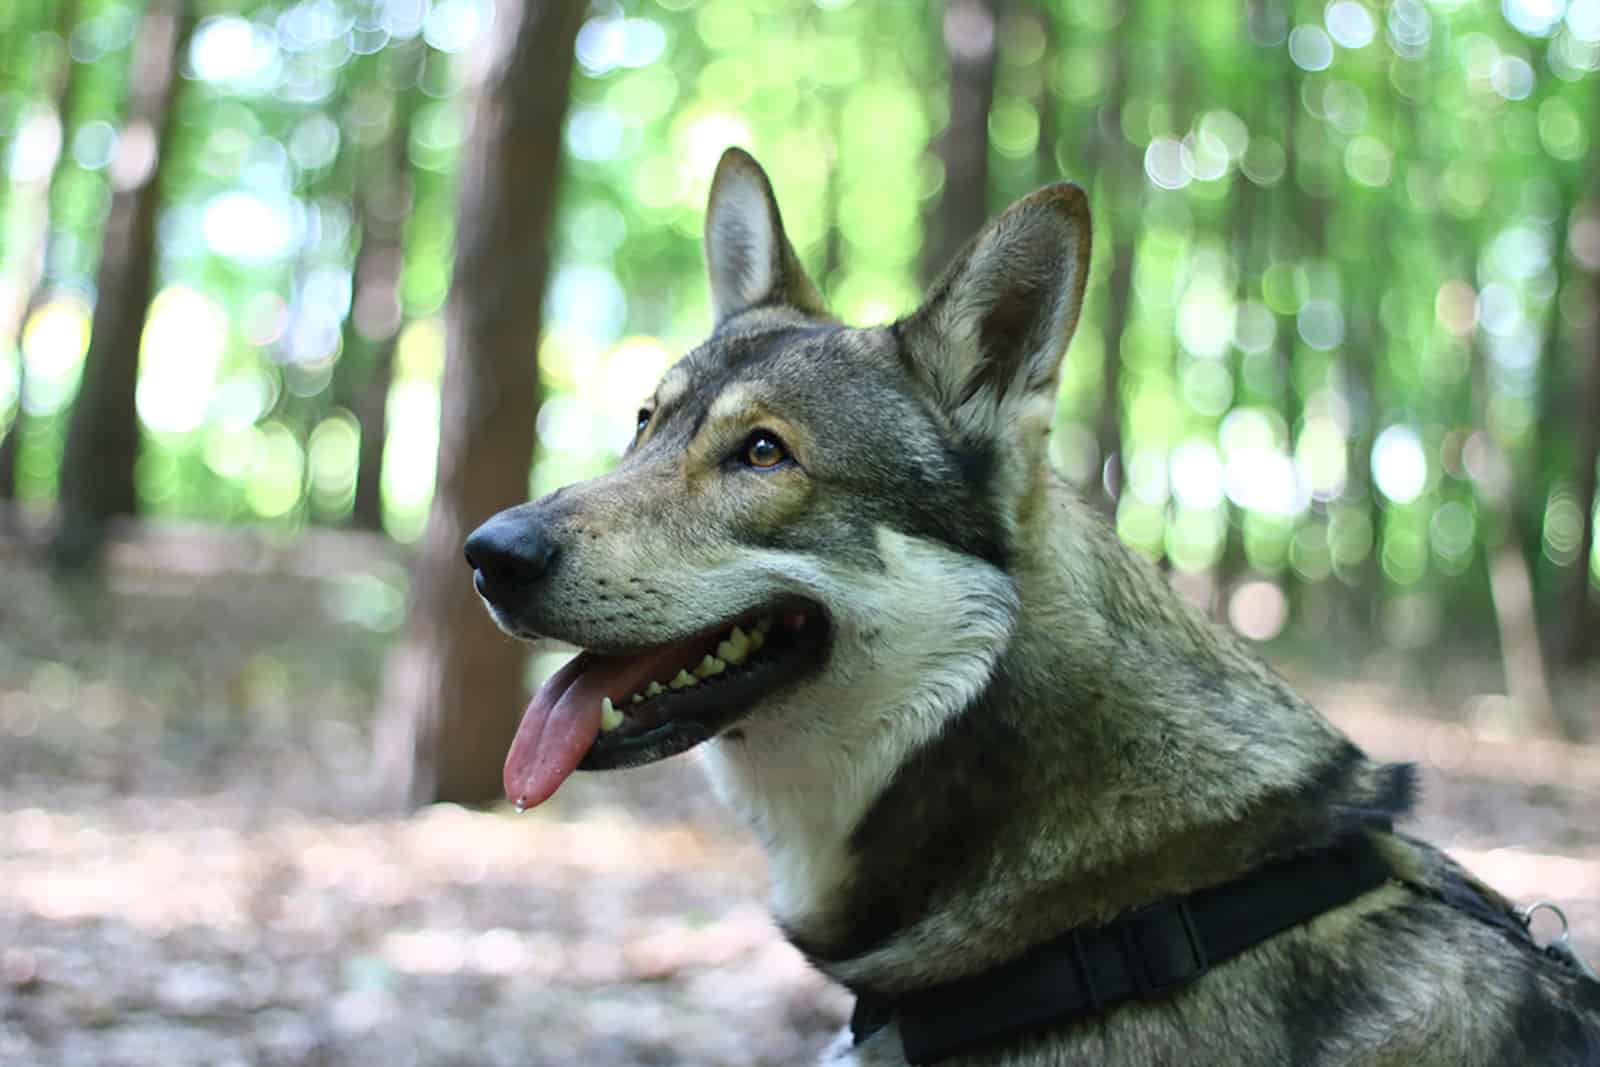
[1098,238,1133,508]
[1033,4,1057,186]
[821,99,844,293]
[49,0,194,570]
[1555,141,1600,668]
[1092,0,1134,511]
[1209,166,1264,620]
[1468,324,1560,735]
[1557,298,1600,666]
[1,0,82,507]
[371,0,582,810]
[922,0,998,284]
[340,45,427,531]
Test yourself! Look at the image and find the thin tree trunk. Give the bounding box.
[50,0,194,571]
[1098,241,1133,507]
[1526,189,1577,604]
[1211,169,1262,620]
[1,0,83,507]
[1471,340,1562,736]
[922,0,998,284]
[1555,144,1600,668]
[370,0,582,810]
[350,339,398,529]
[1093,0,1134,511]
[1033,4,1057,185]
[821,98,844,294]
[1558,317,1600,666]
[342,46,426,530]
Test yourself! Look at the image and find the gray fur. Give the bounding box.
[470,148,1600,1065]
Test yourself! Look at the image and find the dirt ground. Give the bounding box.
[0,534,1596,1066]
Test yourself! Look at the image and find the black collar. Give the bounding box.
[849,830,1393,1065]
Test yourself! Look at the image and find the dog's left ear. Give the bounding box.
[704,148,826,325]
[899,183,1090,434]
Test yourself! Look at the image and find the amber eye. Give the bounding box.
[743,430,788,469]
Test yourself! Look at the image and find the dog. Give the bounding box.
[464,148,1600,1065]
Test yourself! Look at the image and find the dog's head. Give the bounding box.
[468,148,1090,810]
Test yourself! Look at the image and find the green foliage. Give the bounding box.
[0,0,1597,650]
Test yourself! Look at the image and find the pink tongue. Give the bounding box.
[502,654,603,810]
[503,642,704,809]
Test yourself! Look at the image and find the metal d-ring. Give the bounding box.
[1519,900,1600,983]
[1517,900,1571,944]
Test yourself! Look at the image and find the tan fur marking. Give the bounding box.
[707,383,759,424]
[654,366,689,415]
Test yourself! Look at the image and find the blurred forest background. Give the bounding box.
[1,0,1598,1063]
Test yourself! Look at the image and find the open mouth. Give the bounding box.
[502,602,830,810]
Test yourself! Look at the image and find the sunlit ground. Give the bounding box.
[0,538,1596,1065]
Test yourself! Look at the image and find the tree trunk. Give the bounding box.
[1098,242,1133,508]
[1033,3,1057,186]
[821,99,844,294]
[49,0,193,571]
[370,0,582,810]
[342,46,426,531]
[1093,1,1134,511]
[922,0,998,284]
[1557,316,1600,666]
[1,0,83,507]
[1470,340,1562,737]
[350,337,398,530]
[1555,143,1600,667]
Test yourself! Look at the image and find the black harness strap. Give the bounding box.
[850,832,1393,1065]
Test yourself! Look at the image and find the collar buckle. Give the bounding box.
[1119,899,1208,997]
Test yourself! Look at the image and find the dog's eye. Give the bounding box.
[635,409,651,436]
[742,430,788,469]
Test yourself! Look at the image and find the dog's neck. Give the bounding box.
[707,472,1408,995]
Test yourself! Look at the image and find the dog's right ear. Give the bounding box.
[899,184,1091,440]
[704,148,826,325]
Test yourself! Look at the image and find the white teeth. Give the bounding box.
[720,620,755,662]
[694,654,726,679]
[600,697,623,732]
[669,669,697,689]
[630,693,643,704]
[645,681,664,697]
[747,627,765,652]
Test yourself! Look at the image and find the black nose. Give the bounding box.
[464,512,557,592]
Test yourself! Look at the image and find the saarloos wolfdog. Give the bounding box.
[465,148,1600,1065]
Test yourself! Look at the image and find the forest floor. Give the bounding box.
[0,526,1597,1066]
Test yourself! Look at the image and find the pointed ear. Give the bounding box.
[899,183,1091,432]
[704,147,826,325]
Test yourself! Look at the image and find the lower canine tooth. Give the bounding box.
[600,697,623,731]
[694,655,725,679]
[630,694,643,704]
[669,670,697,689]
[645,681,664,697]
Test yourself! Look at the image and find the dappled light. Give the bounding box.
[10,0,1591,595]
